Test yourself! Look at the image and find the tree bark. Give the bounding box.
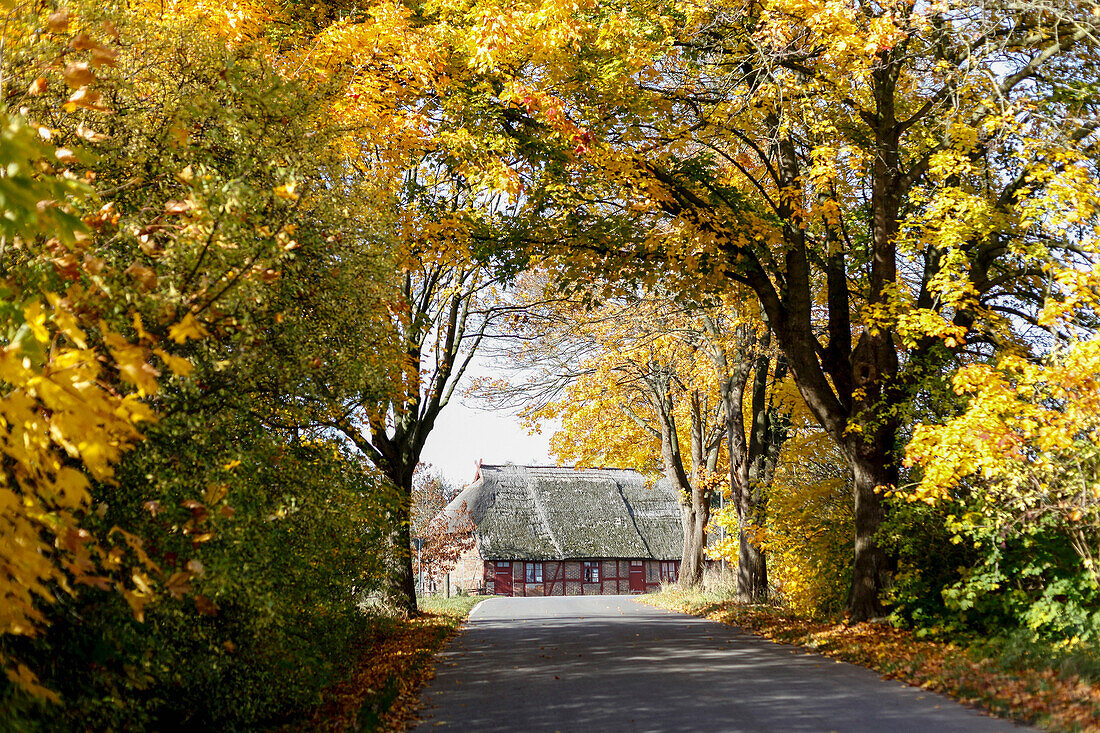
[384,490,418,615]
[842,328,899,620]
[736,532,767,602]
[372,444,422,616]
[710,318,787,604]
[650,370,715,588]
[846,456,891,621]
[718,348,766,602]
[681,484,710,585]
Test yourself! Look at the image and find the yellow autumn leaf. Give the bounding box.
[168,313,209,344]
[274,182,299,201]
[153,347,194,377]
[23,302,49,344]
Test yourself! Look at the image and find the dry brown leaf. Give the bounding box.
[90,45,119,67]
[124,262,157,291]
[63,61,96,88]
[164,199,192,214]
[69,32,96,51]
[67,87,107,111]
[47,10,70,32]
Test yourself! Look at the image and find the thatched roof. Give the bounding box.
[438,465,683,561]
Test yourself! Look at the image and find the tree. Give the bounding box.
[484,272,788,595]
[492,287,734,586]
[0,0,403,714]
[0,104,155,703]
[411,463,459,539]
[213,1,526,615]
[0,2,312,694]
[435,0,1100,619]
[901,263,1100,639]
[412,466,476,591]
[328,181,510,612]
[704,311,790,602]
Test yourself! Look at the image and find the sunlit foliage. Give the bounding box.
[0,0,405,721]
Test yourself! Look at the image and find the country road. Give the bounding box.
[413,595,1028,732]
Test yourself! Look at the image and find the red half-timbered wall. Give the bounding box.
[483,559,679,596]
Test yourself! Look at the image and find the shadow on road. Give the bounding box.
[415,596,1025,733]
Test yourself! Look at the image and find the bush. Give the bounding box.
[766,429,852,616]
[707,427,852,616]
[0,405,398,730]
[881,496,981,634]
[902,345,1100,644]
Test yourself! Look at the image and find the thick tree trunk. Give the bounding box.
[840,315,900,621]
[679,484,710,587]
[846,455,892,621]
[673,468,710,588]
[384,495,419,616]
[848,465,887,620]
[360,438,421,617]
[736,532,767,602]
[679,503,699,585]
[380,457,420,615]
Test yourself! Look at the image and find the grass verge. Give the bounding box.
[286,595,480,732]
[639,589,1100,732]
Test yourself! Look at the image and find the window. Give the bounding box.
[525,562,543,583]
[495,561,511,573]
[659,561,678,582]
[583,561,600,583]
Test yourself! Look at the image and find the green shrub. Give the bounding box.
[883,487,1100,644]
[0,408,397,730]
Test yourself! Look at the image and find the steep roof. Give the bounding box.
[438,464,683,561]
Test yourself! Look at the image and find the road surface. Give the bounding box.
[414,595,1027,732]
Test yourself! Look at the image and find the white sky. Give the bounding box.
[420,399,558,488]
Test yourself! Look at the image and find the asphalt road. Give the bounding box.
[413,595,1029,733]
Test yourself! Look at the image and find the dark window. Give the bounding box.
[525,562,543,583]
[583,561,600,583]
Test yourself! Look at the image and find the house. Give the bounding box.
[440,464,683,596]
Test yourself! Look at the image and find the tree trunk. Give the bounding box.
[844,429,896,621]
[714,326,783,604]
[651,374,709,588]
[383,479,418,615]
[679,483,710,587]
[737,533,767,602]
[679,502,697,584]
[837,304,899,620]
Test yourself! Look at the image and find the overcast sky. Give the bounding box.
[420,398,558,488]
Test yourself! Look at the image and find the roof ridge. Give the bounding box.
[480,464,656,474]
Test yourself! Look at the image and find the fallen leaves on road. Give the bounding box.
[640,590,1100,732]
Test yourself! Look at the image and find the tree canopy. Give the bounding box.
[2,0,1100,724]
